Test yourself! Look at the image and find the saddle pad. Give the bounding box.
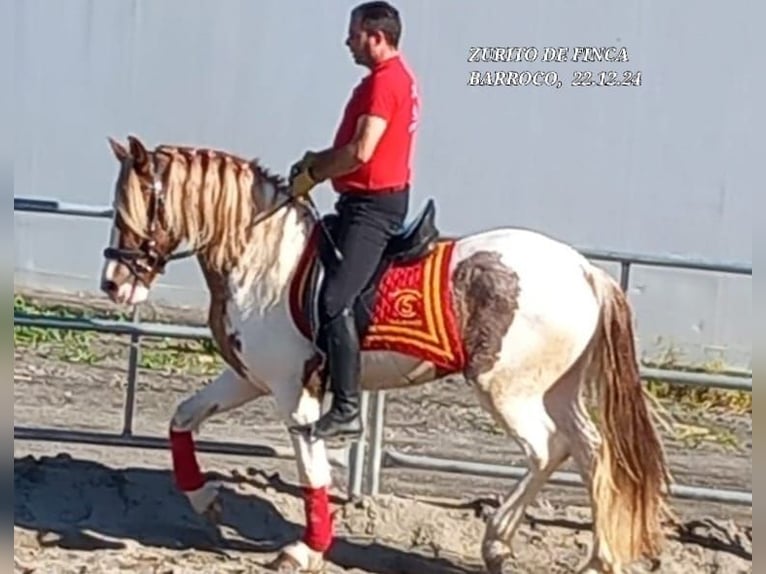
[288,225,466,373]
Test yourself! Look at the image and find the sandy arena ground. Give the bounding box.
[14,292,752,573]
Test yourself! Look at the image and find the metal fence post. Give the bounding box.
[366,390,387,496]
[620,260,632,291]
[346,390,370,499]
[121,305,141,436]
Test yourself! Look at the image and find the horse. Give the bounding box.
[99,134,674,574]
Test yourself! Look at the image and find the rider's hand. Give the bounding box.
[289,150,321,198]
[289,151,318,185]
[290,166,318,198]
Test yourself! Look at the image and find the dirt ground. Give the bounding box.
[14,291,752,573]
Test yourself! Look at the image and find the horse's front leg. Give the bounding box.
[169,367,269,517]
[268,381,335,572]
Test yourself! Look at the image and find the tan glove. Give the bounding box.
[289,151,318,181]
[290,167,318,198]
[289,151,321,198]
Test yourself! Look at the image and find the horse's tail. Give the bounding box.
[585,266,674,566]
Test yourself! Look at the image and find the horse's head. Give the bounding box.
[100,135,181,305]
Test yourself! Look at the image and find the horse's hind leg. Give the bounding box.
[567,408,616,574]
[473,367,574,574]
[564,375,651,574]
[544,356,615,573]
[482,427,570,573]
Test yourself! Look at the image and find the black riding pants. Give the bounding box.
[318,188,409,326]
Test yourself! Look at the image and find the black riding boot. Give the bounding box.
[310,308,363,441]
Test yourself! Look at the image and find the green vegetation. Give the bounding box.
[14,294,224,376]
[642,343,751,414]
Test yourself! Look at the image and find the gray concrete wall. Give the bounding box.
[13,0,753,369]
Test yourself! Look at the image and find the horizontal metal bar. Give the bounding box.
[14,426,351,469]
[14,313,211,340]
[14,197,114,219]
[15,313,752,392]
[641,367,752,391]
[383,450,752,506]
[581,248,751,275]
[14,426,293,458]
[13,196,752,275]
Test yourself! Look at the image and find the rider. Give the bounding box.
[289,1,420,441]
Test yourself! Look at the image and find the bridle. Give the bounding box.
[103,153,310,285]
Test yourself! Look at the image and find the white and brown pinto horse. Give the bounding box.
[99,135,673,574]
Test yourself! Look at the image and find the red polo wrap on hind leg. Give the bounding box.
[169,429,205,491]
[302,485,334,551]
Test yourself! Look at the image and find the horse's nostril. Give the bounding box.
[102,280,118,293]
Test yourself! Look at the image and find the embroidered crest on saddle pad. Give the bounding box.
[288,223,466,373]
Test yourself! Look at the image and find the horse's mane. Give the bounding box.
[116,143,303,283]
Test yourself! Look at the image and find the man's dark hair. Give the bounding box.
[351,1,402,48]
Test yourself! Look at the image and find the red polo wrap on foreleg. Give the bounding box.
[169,429,205,491]
[302,486,334,551]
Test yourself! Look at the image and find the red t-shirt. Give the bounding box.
[331,55,419,192]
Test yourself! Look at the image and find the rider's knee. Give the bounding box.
[318,287,348,324]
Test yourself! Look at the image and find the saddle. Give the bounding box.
[315,198,440,339]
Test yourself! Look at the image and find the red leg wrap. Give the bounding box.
[169,429,205,492]
[302,486,334,552]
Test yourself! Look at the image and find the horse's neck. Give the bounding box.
[200,205,312,320]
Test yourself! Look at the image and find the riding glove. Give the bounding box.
[289,151,320,197]
[290,167,318,198]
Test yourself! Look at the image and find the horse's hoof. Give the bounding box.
[576,558,614,574]
[264,552,302,572]
[185,480,222,517]
[482,539,517,574]
[471,495,501,521]
[203,496,223,524]
[265,542,326,573]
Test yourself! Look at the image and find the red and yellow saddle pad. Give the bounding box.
[288,228,466,373]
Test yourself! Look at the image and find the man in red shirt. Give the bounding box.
[289,1,419,441]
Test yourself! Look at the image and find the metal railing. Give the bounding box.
[14,196,752,507]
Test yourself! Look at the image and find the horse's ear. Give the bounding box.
[127,134,149,166]
[107,137,129,162]
[154,149,173,177]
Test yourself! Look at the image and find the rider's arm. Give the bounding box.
[308,115,387,181]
